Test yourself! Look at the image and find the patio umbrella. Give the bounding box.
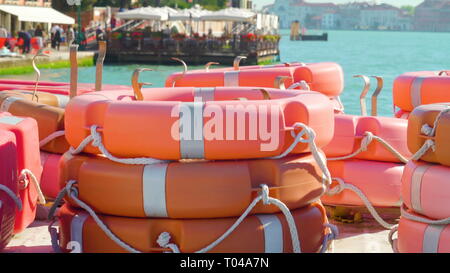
[199,7,256,22]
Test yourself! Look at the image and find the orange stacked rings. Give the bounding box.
[0,90,68,154]
[60,152,326,218]
[57,202,328,253]
[64,87,335,160]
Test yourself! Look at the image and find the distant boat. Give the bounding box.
[290,21,328,41]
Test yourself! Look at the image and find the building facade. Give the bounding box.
[0,0,51,7]
[414,0,450,32]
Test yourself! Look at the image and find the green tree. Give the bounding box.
[401,5,415,16]
[52,0,96,12]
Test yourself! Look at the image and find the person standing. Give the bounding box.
[67,26,75,46]
[53,27,61,51]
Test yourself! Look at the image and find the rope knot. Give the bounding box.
[326,177,346,196]
[260,184,270,205]
[361,132,374,151]
[421,124,433,136]
[90,125,102,147]
[156,232,172,248]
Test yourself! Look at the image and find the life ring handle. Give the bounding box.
[171,57,187,87]
[205,62,219,72]
[131,68,153,101]
[370,76,383,116]
[354,75,371,116]
[31,49,50,102]
[233,56,247,71]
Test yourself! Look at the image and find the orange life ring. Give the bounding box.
[165,63,344,97]
[57,202,328,253]
[65,87,334,160]
[323,114,410,163]
[321,160,404,208]
[0,91,68,154]
[60,152,326,218]
[402,160,450,220]
[0,129,17,250]
[407,103,450,166]
[393,71,450,112]
[397,211,450,253]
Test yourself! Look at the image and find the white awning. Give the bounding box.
[199,8,256,22]
[0,5,75,25]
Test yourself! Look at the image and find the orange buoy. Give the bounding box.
[321,160,403,207]
[0,92,68,154]
[0,130,18,250]
[0,90,69,108]
[323,114,410,163]
[397,211,450,253]
[165,63,344,97]
[407,103,450,166]
[394,71,450,112]
[60,152,326,218]
[0,112,42,233]
[40,152,62,199]
[402,160,450,220]
[65,88,334,160]
[57,202,328,253]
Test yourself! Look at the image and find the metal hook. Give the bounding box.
[69,44,79,99]
[257,88,271,100]
[287,80,310,91]
[31,49,50,102]
[370,76,383,116]
[171,57,187,87]
[354,75,371,116]
[205,62,219,72]
[95,41,107,91]
[233,56,247,71]
[438,71,449,76]
[131,68,153,101]
[274,76,291,89]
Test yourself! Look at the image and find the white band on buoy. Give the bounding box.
[224,71,239,86]
[256,214,283,253]
[0,96,23,112]
[70,212,89,253]
[411,77,424,108]
[54,93,70,108]
[179,102,205,159]
[410,164,431,215]
[143,163,169,218]
[0,115,24,125]
[423,224,446,253]
[194,88,215,102]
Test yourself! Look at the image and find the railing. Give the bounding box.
[107,32,280,56]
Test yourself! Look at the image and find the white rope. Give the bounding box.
[157,184,301,253]
[19,169,45,205]
[39,130,65,148]
[271,122,331,188]
[60,181,301,253]
[326,177,396,230]
[327,131,408,163]
[411,107,450,161]
[69,125,165,165]
[388,225,399,253]
[0,184,22,210]
[320,223,339,253]
[401,205,450,225]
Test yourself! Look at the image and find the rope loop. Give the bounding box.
[48,180,77,220]
[156,232,181,253]
[19,169,45,205]
[0,184,22,210]
[320,223,339,253]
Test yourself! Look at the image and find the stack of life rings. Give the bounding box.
[392,103,450,253]
[319,113,411,226]
[47,63,346,253]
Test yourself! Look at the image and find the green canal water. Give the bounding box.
[5,30,450,116]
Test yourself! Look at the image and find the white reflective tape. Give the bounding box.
[410,164,431,214]
[179,102,205,159]
[0,116,24,125]
[423,224,446,253]
[224,71,239,86]
[411,77,424,107]
[0,96,23,112]
[70,212,89,253]
[194,88,215,102]
[53,94,70,108]
[256,214,283,253]
[142,163,169,218]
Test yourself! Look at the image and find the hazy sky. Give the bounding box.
[254,0,425,9]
